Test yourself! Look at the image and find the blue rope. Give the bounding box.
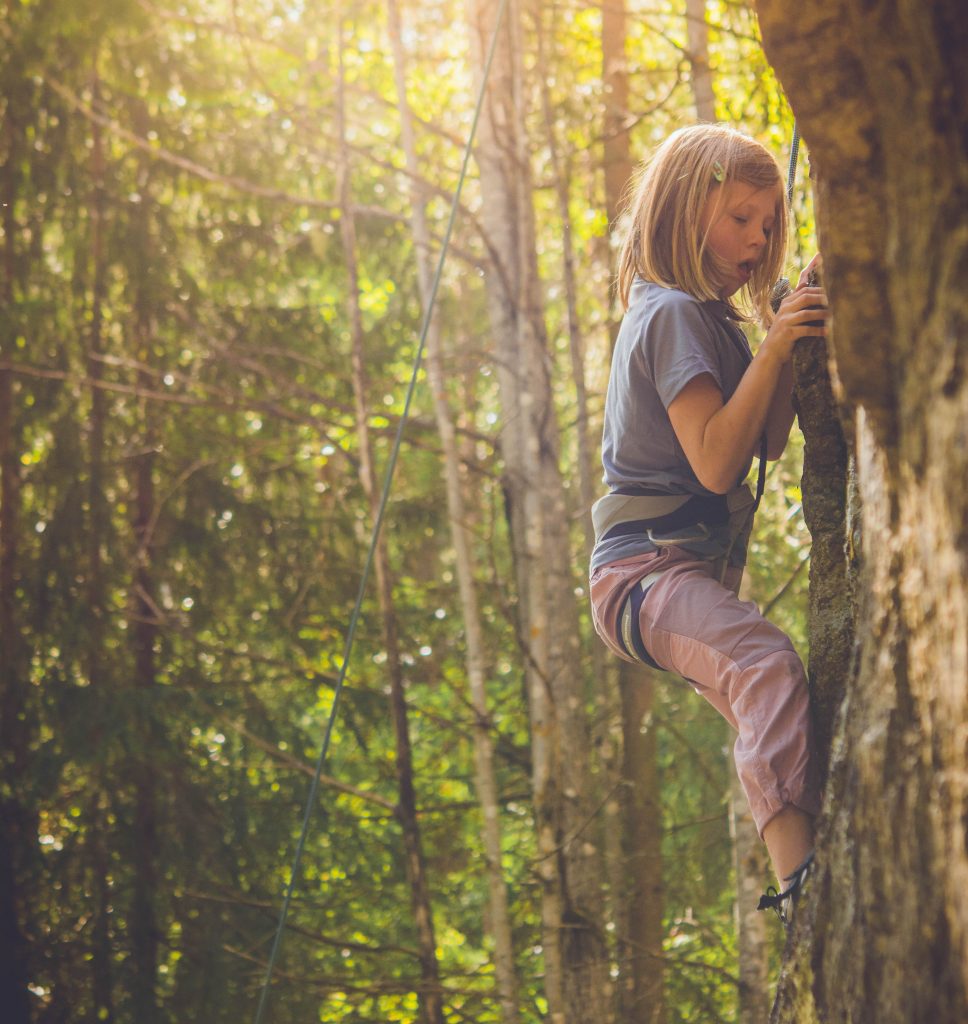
[786,121,800,207]
[251,2,509,1020]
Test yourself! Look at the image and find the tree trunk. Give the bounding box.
[685,0,716,122]
[128,130,162,1023]
[602,0,633,236]
[129,385,161,1024]
[466,3,611,1020]
[790,316,855,768]
[385,4,521,1020]
[87,69,116,1024]
[756,2,968,1020]
[0,64,34,1024]
[729,770,771,1024]
[619,672,665,1024]
[601,8,666,1019]
[537,8,595,564]
[336,23,444,1024]
[730,578,771,1024]
[539,13,633,1018]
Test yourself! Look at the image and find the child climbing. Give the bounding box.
[589,123,826,919]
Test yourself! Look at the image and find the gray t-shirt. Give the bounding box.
[591,279,755,571]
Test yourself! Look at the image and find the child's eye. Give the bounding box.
[733,215,748,225]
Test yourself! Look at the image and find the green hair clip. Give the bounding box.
[712,160,725,183]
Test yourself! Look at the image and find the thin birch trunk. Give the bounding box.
[386,3,520,1021]
[465,3,565,1017]
[536,11,595,561]
[685,0,716,123]
[467,2,616,1019]
[538,13,624,1012]
[336,21,444,1024]
[509,7,611,1017]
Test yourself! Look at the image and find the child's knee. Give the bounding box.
[727,617,801,674]
[729,647,810,730]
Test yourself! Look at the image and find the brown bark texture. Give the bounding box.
[757,2,968,1021]
[778,270,857,767]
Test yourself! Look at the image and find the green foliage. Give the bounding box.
[0,1,814,1021]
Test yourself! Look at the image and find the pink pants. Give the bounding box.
[590,547,821,837]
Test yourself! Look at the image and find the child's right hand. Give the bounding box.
[763,286,829,364]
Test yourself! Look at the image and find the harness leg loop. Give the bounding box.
[618,571,664,669]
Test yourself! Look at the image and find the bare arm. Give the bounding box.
[668,286,828,493]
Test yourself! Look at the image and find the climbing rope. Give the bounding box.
[770,119,803,314]
[786,121,800,207]
[251,3,509,1022]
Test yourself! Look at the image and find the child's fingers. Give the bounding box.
[795,253,823,289]
[780,292,827,322]
[783,306,828,338]
[789,303,829,322]
[782,286,826,308]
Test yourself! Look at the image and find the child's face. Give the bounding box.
[700,182,779,298]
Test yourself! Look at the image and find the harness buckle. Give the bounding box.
[646,522,711,547]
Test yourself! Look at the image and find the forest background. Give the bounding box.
[0,1,823,1022]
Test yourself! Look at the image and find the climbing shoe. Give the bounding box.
[757,850,815,927]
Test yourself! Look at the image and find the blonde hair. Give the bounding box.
[616,124,788,323]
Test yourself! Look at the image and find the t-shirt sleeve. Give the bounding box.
[644,297,723,409]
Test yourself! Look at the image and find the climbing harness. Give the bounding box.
[252,2,510,1021]
[596,444,766,669]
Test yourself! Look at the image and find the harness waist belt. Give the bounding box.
[600,493,729,541]
[592,489,743,546]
